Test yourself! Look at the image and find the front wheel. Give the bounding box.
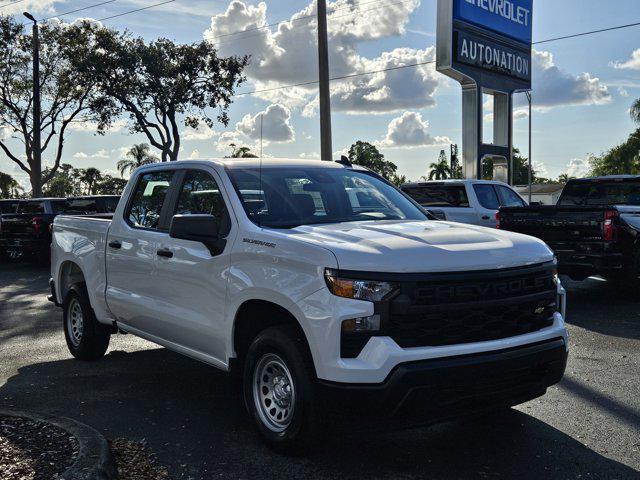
[63,283,110,361]
[242,325,321,452]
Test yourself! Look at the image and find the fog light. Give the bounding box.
[342,315,381,333]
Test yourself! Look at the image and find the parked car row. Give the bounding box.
[0,195,119,263]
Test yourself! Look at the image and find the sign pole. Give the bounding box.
[317,0,333,161]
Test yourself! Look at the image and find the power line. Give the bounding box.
[0,0,25,10]
[43,0,118,21]
[533,20,640,45]
[97,0,176,22]
[233,60,436,97]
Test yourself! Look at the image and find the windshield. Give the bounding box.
[228,167,427,228]
[558,180,640,206]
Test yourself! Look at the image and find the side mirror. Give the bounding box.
[169,214,226,256]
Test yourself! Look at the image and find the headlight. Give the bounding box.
[324,269,398,302]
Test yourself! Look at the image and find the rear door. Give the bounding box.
[151,167,235,362]
[105,169,178,337]
[402,184,477,224]
[471,184,501,227]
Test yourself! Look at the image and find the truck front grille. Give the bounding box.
[340,264,557,358]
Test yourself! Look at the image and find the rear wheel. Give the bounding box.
[63,283,110,361]
[242,325,321,452]
[1,248,24,263]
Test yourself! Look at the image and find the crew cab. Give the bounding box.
[0,196,119,262]
[499,176,640,283]
[50,159,568,450]
[401,179,526,227]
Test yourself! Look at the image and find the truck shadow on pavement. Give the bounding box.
[1,348,638,480]
[562,276,640,340]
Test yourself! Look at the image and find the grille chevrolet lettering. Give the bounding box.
[415,275,551,302]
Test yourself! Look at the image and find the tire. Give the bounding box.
[63,283,110,361]
[242,325,321,453]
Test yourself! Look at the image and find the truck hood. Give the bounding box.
[282,220,554,273]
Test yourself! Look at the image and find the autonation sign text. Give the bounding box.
[454,0,533,44]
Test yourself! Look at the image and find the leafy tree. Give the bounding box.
[117,143,158,177]
[0,16,110,197]
[589,129,640,176]
[631,98,640,125]
[96,175,127,195]
[83,31,249,162]
[42,164,79,197]
[390,174,408,187]
[226,143,258,158]
[557,173,575,184]
[426,150,452,180]
[78,168,103,195]
[0,172,23,198]
[347,141,398,180]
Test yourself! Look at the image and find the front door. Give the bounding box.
[152,168,235,363]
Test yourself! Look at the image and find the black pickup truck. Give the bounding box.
[0,195,119,262]
[498,176,640,283]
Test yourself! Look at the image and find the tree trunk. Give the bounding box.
[30,169,42,198]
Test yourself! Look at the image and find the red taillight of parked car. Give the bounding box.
[603,209,619,242]
[495,211,501,229]
[31,216,43,235]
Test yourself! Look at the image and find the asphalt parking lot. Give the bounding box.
[0,263,638,480]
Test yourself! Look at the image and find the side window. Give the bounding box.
[473,184,500,210]
[126,171,175,230]
[496,186,526,207]
[404,185,470,208]
[175,170,231,236]
[103,197,120,213]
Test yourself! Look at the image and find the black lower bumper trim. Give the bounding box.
[318,338,567,425]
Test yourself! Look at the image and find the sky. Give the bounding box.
[1,0,639,188]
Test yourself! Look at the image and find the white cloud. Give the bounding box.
[73,149,109,159]
[299,151,320,159]
[188,149,201,159]
[533,161,548,178]
[182,123,216,140]
[618,87,630,98]
[1,0,56,15]
[566,158,590,178]
[206,1,438,115]
[532,50,611,108]
[68,119,126,133]
[611,49,640,70]
[236,104,295,142]
[0,125,13,141]
[513,109,529,120]
[376,112,451,149]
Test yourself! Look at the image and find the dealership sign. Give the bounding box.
[454,0,533,44]
[437,0,533,90]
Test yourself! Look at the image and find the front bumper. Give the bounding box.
[319,338,567,425]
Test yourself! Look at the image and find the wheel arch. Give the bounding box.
[231,299,316,376]
[57,260,86,303]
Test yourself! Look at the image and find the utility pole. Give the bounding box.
[526,91,532,204]
[24,12,42,198]
[317,0,332,161]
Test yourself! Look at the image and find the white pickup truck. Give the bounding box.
[401,179,528,227]
[50,159,568,450]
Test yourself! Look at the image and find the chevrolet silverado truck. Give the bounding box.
[499,176,640,283]
[50,159,568,450]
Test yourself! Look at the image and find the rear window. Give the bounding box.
[0,201,20,214]
[559,181,640,206]
[403,185,470,208]
[16,201,45,214]
[64,199,99,214]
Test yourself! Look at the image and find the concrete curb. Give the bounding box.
[0,409,117,480]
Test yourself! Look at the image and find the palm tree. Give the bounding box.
[117,144,159,178]
[79,168,103,195]
[557,173,575,184]
[227,143,258,158]
[631,98,640,125]
[0,172,23,198]
[426,159,452,180]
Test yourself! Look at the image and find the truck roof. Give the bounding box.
[570,175,640,182]
[160,158,370,171]
[402,179,510,187]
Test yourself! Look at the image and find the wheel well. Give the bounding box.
[233,300,307,363]
[58,261,85,301]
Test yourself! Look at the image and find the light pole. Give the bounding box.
[317,0,332,161]
[525,91,532,204]
[24,12,42,198]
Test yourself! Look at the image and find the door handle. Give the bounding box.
[481,215,490,220]
[156,248,174,259]
[108,240,122,249]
